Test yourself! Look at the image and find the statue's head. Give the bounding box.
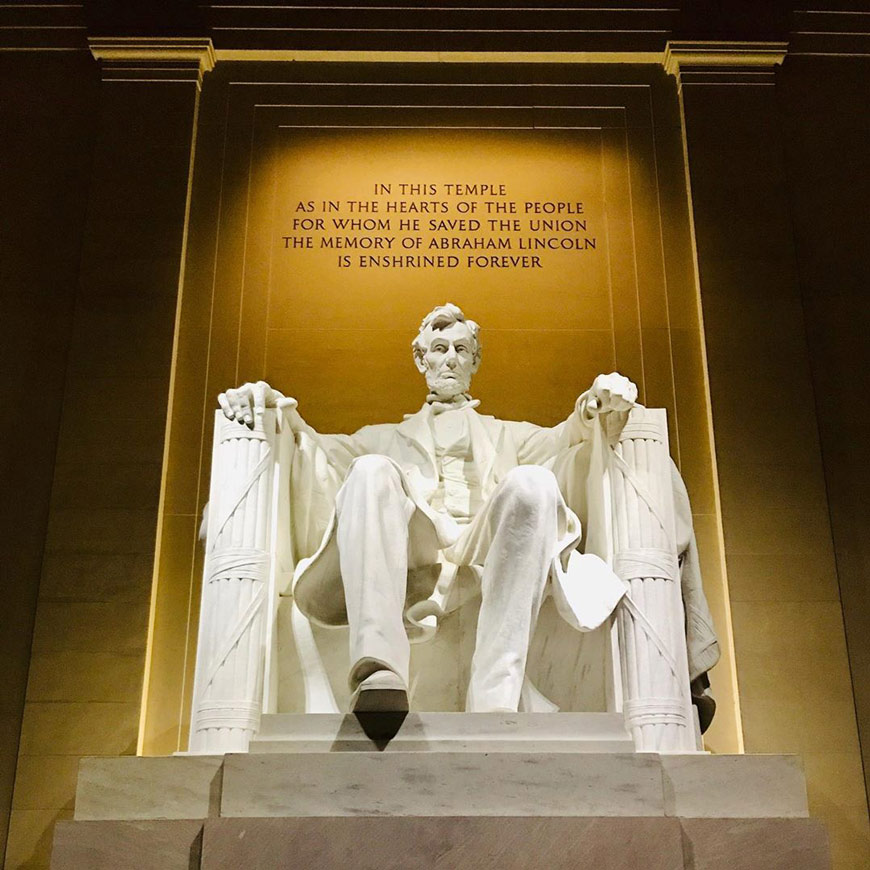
[412,303,481,399]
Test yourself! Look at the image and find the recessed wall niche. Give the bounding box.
[139,63,739,756]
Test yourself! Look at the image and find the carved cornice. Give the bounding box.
[88,37,216,89]
[202,2,678,54]
[663,41,788,89]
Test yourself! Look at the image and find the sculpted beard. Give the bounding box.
[427,369,470,398]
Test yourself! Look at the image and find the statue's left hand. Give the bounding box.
[585,372,638,415]
[218,381,297,429]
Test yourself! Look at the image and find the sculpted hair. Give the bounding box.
[411,302,481,363]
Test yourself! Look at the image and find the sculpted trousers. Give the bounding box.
[334,454,566,712]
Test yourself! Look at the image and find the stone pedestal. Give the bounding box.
[53,816,830,870]
[51,715,830,868]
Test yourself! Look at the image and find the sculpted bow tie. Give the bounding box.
[425,393,481,415]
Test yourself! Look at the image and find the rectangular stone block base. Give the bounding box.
[51,820,203,870]
[58,750,828,868]
[52,816,831,869]
[203,817,686,869]
[74,751,810,820]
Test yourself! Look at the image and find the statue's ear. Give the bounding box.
[413,353,427,374]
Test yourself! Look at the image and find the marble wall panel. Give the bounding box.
[680,63,869,867]
[0,52,100,866]
[25,652,143,705]
[778,57,870,835]
[11,758,80,815]
[6,57,203,869]
[144,514,200,754]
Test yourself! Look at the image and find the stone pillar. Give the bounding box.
[610,409,695,752]
[188,411,278,754]
[5,39,213,869]
[665,40,869,865]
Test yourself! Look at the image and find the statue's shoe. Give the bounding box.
[349,670,409,713]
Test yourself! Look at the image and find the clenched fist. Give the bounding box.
[580,372,638,417]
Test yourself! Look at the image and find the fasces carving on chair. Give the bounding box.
[189,303,719,754]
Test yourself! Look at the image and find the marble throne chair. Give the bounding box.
[186,405,699,757]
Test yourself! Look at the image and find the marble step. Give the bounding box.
[74,751,810,822]
[220,751,809,819]
[249,711,635,753]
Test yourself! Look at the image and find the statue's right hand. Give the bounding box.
[217,381,297,428]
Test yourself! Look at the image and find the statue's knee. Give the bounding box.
[503,464,559,491]
[346,454,401,489]
[499,465,560,513]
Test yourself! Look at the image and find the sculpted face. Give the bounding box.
[415,320,479,399]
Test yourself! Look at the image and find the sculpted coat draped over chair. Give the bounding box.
[218,303,719,717]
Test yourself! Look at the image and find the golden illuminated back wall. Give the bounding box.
[139,63,739,756]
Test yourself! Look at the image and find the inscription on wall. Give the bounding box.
[269,131,609,322]
[282,181,598,270]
